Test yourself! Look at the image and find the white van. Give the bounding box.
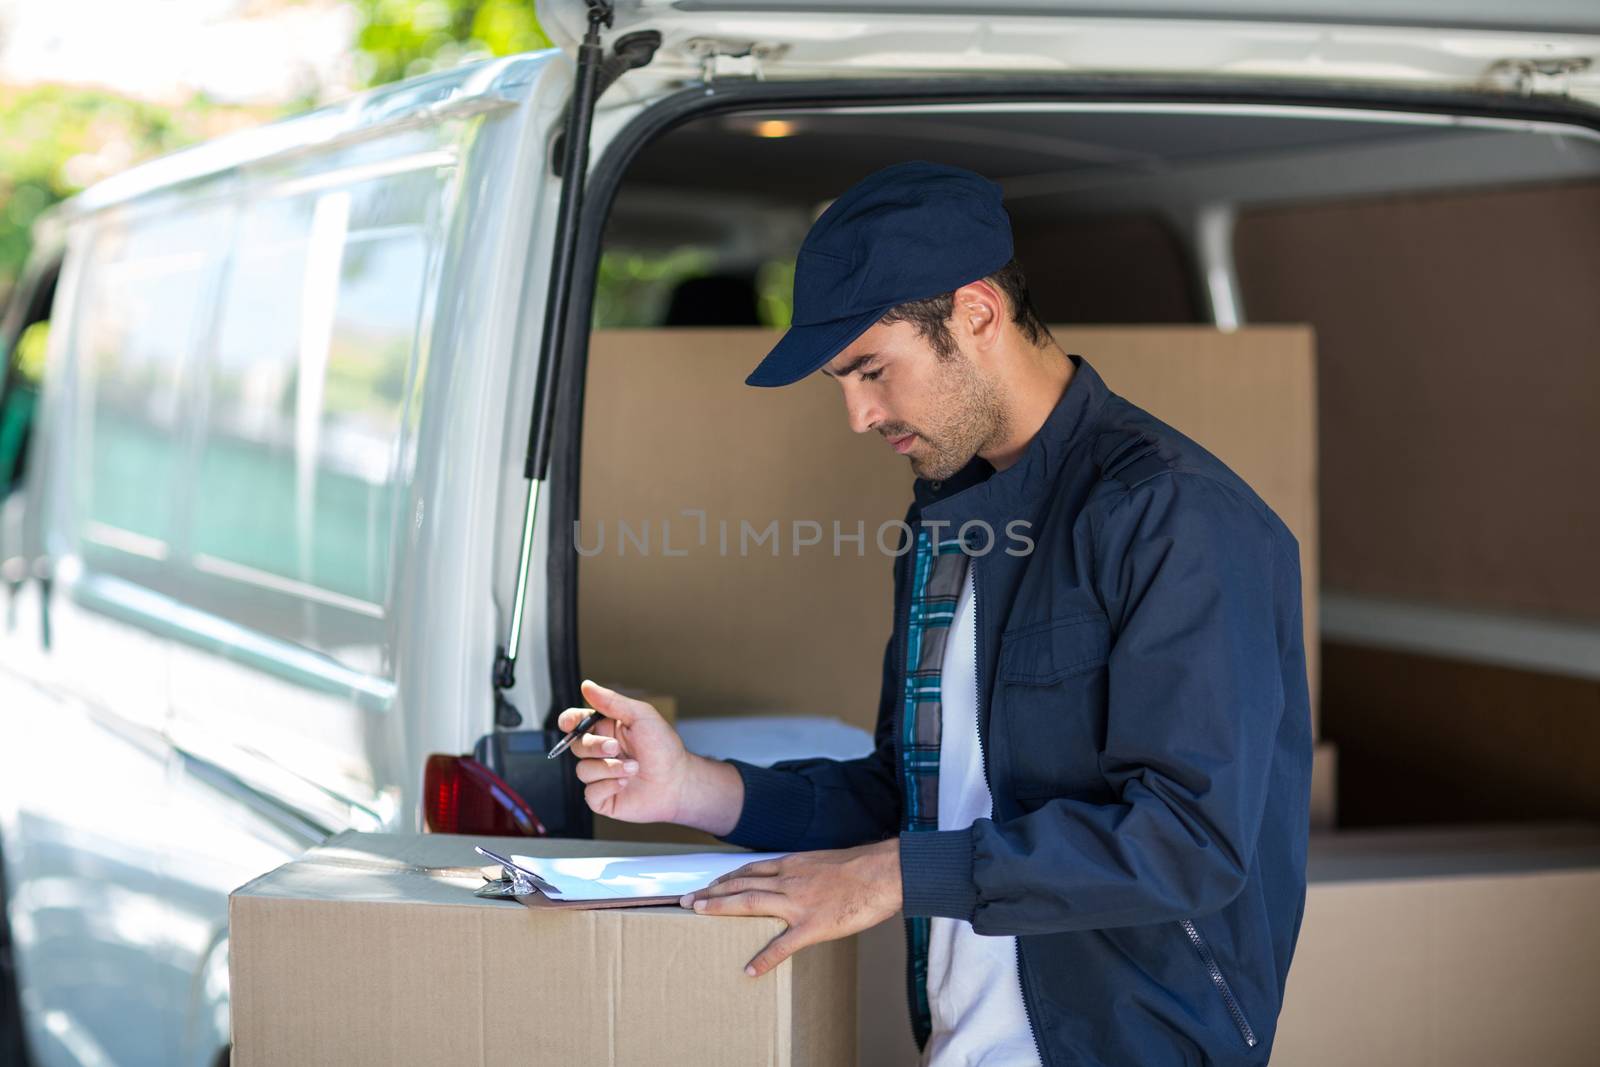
[3,2,1599,1065]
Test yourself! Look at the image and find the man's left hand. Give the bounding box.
[680,839,902,977]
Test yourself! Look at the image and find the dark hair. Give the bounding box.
[877,258,1049,359]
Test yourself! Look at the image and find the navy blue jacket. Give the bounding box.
[725,355,1313,1066]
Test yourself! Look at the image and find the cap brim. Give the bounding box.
[744,306,886,387]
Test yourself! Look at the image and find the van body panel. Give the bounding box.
[0,49,572,1067]
[0,671,179,1066]
[539,0,1600,107]
[0,214,186,1065]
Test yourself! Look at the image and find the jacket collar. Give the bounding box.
[915,353,1107,524]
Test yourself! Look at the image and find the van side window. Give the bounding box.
[188,162,446,669]
[74,210,221,570]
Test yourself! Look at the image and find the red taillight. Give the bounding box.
[423,754,546,836]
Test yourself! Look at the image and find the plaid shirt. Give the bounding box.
[901,528,972,1042]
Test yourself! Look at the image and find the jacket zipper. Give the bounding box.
[968,543,1250,1060]
[1179,918,1258,1048]
[968,560,1048,1067]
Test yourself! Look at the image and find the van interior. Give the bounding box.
[574,102,1600,837]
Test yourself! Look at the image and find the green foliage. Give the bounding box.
[13,321,49,384]
[352,0,553,87]
[591,248,798,329]
[0,4,554,293]
[756,259,796,329]
[0,84,264,296]
[592,247,718,328]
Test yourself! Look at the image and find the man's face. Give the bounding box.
[821,319,1008,481]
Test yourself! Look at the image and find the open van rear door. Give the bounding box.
[515,0,1599,827]
[537,0,1600,106]
[480,1,663,836]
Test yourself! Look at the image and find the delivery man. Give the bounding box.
[560,161,1313,1067]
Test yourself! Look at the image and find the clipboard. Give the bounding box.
[473,845,786,910]
[475,846,677,909]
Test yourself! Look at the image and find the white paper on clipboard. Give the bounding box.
[503,850,788,902]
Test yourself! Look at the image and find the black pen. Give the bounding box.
[547,710,605,759]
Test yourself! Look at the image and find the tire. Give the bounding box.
[0,837,31,1067]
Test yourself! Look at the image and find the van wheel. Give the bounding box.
[0,836,31,1067]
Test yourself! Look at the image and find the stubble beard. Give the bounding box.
[901,350,1010,482]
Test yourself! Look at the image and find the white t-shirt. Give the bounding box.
[922,570,1043,1067]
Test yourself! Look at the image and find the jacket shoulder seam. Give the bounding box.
[1086,466,1282,549]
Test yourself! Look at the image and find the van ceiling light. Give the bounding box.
[754,119,796,138]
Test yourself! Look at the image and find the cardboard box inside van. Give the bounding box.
[229,831,856,1067]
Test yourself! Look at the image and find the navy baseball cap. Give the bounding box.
[745,161,1014,387]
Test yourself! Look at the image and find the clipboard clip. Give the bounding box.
[473,845,560,899]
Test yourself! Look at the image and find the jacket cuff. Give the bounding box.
[900,829,978,921]
[719,760,815,850]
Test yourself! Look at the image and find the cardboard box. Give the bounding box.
[581,326,1321,736]
[853,824,1600,1067]
[1275,824,1600,1066]
[230,831,856,1066]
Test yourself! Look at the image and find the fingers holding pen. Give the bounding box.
[583,777,631,815]
[573,730,625,759]
[574,756,639,784]
[557,706,618,737]
[560,677,699,825]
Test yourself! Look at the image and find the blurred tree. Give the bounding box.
[352,0,552,87]
[592,247,715,328]
[0,2,554,301]
[0,85,269,299]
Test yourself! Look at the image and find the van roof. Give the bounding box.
[53,50,555,223]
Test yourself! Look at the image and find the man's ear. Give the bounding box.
[953,279,1004,352]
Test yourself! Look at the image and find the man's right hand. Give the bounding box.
[559,679,744,836]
